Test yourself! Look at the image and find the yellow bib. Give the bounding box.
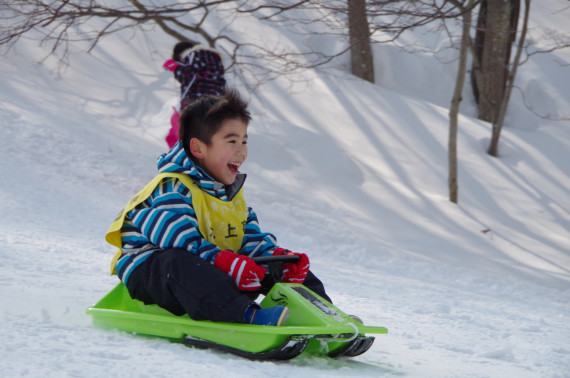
[106,172,248,274]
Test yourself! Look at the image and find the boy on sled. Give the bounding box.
[106,90,331,326]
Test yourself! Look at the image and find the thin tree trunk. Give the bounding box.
[449,0,475,204]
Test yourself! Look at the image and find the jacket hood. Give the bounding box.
[179,44,224,65]
[156,142,245,200]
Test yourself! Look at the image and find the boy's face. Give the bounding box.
[190,118,248,185]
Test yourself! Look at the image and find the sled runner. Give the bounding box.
[86,256,388,360]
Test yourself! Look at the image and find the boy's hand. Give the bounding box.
[163,59,180,72]
[272,248,310,283]
[214,250,266,291]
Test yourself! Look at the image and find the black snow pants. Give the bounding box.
[125,248,330,323]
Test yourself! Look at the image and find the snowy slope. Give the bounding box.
[1,2,569,377]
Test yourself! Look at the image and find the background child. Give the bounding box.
[107,90,330,326]
[163,41,226,148]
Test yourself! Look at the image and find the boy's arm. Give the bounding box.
[240,208,310,283]
[125,179,221,263]
[239,207,280,258]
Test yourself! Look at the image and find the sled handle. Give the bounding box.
[252,255,300,264]
[253,255,300,284]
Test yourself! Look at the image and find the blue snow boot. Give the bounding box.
[245,305,290,326]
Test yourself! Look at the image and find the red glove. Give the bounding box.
[214,250,266,291]
[272,248,310,283]
[163,59,180,72]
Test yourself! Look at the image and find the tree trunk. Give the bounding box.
[348,0,374,82]
[449,0,476,204]
[471,0,520,124]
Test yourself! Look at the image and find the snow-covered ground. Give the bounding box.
[1,2,569,377]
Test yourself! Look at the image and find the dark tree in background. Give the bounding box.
[348,0,374,82]
[471,0,520,124]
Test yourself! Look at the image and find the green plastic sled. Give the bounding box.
[86,281,387,360]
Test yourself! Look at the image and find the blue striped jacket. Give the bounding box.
[115,142,279,285]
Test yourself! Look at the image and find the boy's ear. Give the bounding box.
[189,138,205,159]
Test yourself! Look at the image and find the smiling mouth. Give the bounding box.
[228,162,241,173]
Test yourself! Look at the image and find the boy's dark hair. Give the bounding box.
[179,90,251,161]
[172,41,195,61]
